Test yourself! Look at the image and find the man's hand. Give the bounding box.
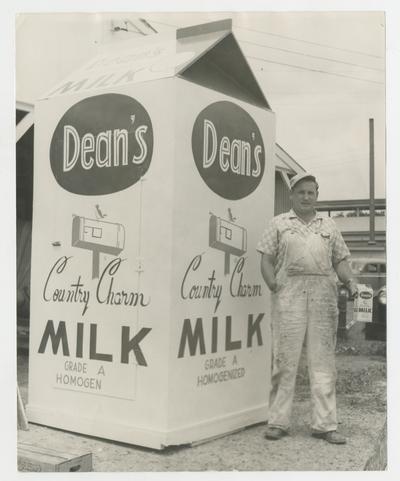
[346,279,358,299]
[269,281,279,293]
[335,259,358,299]
[261,254,279,293]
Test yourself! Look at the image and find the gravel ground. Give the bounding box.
[17,327,387,472]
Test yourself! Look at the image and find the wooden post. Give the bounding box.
[17,385,29,431]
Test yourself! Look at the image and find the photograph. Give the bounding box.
[12,5,394,475]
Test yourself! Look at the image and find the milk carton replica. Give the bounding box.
[27,20,276,448]
[353,284,373,323]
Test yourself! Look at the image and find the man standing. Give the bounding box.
[257,173,357,444]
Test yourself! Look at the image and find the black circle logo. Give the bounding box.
[50,93,153,195]
[360,292,373,299]
[192,101,265,200]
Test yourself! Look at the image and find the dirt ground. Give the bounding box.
[17,323,386,472]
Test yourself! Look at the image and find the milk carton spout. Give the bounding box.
[176,19,232,39]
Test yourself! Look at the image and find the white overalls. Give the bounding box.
[257,210,350,433]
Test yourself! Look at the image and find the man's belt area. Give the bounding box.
[286,270,334,277]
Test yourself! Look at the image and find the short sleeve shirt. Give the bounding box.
[256,209,350,276]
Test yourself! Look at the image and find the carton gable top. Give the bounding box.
[176,20,271,110]
[41,19,271,110]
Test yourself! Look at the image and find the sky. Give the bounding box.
[142,11,386,201]
[15,10,386,201]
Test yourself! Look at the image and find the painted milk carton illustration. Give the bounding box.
[28,19,276,448]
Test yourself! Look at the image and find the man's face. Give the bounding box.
[290,180,318,215]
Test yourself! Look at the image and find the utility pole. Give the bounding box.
[368,118,376,245]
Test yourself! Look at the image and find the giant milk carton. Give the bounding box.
[27,20,276,448]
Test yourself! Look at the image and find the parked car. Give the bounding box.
[365,284,386,341]
[349,257,386,292]
[337,255,386,340]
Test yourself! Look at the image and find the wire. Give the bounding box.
[248,55,384,85]
[238,38,384,72]
[146,19,178,29]
[139,18,158,33]
[143,18,384,62]
[234,24,384,59]
[143,17,384,84]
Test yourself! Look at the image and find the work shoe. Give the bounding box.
[312,431,347,444]
[264,426,287,440]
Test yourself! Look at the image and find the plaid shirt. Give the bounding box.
[256,209,350,276]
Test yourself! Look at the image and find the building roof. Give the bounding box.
[275,143,306,176]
